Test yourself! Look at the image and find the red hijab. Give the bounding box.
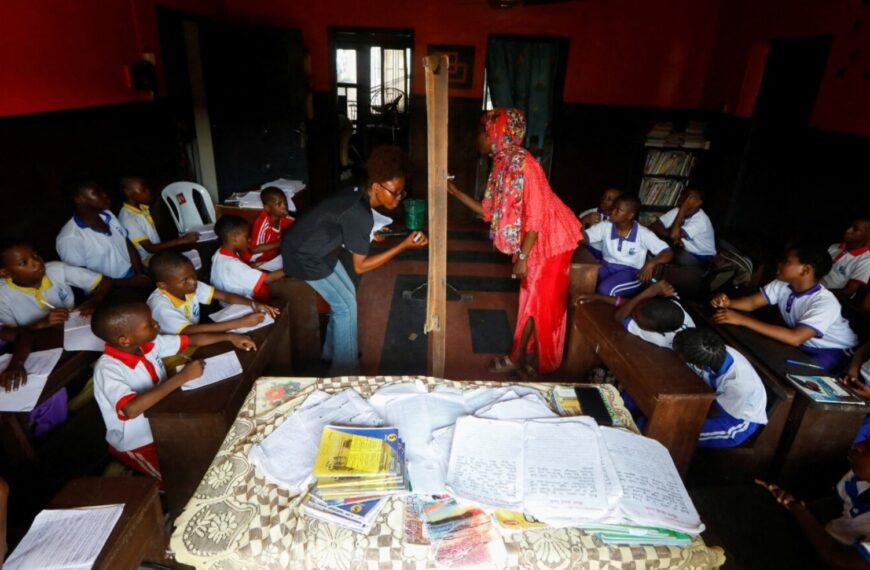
[481,108,528,255]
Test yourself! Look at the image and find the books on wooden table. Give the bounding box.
[786,374,865,405]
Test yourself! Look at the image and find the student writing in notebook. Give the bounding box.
[118,177,199,266]
[211,215,285,302]
[711,244,858,373]
[91,301,255,482]
[249,186,294,263]
[55,178,151,289]
[148,251,279,334]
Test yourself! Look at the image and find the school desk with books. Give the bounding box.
[169,376,724,569]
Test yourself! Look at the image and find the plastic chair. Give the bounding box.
[160,182,217,233]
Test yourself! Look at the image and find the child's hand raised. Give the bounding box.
[710,293,730,309]
[228,334,257,351]
[180,359,205,381]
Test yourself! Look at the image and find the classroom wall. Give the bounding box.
[703,0,870,138]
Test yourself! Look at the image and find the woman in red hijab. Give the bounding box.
[449,108,582,377]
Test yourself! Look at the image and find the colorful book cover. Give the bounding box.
[786,374,865,405]
[313,426,403,478]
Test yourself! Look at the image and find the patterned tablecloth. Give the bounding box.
[169,376,725,569]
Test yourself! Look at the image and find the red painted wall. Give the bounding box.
[0,0,225,118]
[224,0,721,109]
[703,0,870,137]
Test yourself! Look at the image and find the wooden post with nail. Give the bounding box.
[423,54,449,377]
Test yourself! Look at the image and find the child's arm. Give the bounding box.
[139,232,199,254]
[574,293,620,306]
[712,310,816,347]
[251,242,281,254]
[0,327,34,391]
[264,269,286,283]
[114,242,152,288]
[614,280,676,323]
[639,249,675,283]
[843,341,870,384]
[179,313,265,334]
[579,210,601,226]
[187,332,257,351]
[648,219,670,239]
[352,232,428,275]
[710,291,769,312]
[120,360,204,419]
[830,279,866,301]
[75,277,114,317]
[212,290,280,317]
[31,308,72,329]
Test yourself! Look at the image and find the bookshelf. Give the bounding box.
[637,121,709,226]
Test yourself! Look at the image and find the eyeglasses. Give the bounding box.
[378,182,406,201]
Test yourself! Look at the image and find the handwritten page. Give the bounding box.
[4,504,124,570]
[63,312,103,352]
[258,255,283,272]
[0,348,64,412]
[182,249,202,270]
[370,209,393,241]
[208,303,274,333]
[181,351,243,391]
[600,426,704,534]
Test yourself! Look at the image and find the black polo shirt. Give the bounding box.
[281,187,373,280]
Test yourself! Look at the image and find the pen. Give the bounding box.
[650,277,680,300]
[785,358,825,370]
[42,300,57,310]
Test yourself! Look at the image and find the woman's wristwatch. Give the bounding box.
[517,252,528,261]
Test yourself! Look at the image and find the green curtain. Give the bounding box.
[486,38,558,151]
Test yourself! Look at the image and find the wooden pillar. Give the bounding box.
[423,55,450,378]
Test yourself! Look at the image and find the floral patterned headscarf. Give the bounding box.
[481,108,527,255]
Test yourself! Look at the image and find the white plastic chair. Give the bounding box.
[160,182,218,233]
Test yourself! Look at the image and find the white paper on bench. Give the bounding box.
[63,311,103,352]
[208,303,274,333]
[0,348,64,412]
[181,351,243,391]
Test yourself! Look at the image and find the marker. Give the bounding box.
[413,232,423,243]
[785,358,825,370]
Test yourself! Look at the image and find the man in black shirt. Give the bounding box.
[282,146,427,374]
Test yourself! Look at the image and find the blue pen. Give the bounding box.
[785,358,825,370]
[650,277,680,300]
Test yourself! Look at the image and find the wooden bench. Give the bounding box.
[48,477,167,570]
[564,301,715,475]
[147,300,293,515]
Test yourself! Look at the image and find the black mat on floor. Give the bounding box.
[468,309,512,354]
[379,274,519,374]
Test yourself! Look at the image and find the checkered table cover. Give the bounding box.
[170,376,725,569]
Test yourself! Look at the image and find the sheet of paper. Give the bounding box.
[0,348,64,412]
[260,178,305,196]
[370,209,393,241]
[182,249,202,270]
[600,426,704,534]
[257,255,283,272]
[247,389,383,492]
[189,224,217,242]
[474,391,558,420]
[4,504,124,570]
[63,312,103,352]
[180,351,244,391]
[208,303,274,333]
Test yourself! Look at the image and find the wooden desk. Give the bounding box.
[147,303,292,515]
[566,302,715,474]
[49,477,167,570]
[694,304,866,496]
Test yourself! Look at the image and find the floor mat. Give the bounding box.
[467,309,513,354]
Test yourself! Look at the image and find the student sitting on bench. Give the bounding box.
[578,187,622,228]
[712,244,858,374]
[821,217,870,302]
[673,328,767,448]
[758,437,870,568]
[574,280,695,349]
[649,188,716,267]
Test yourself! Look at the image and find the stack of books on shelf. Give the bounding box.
[644,150,697,177]
[639,178,686,207]
[301,425,409,533]
[644,121,710,149]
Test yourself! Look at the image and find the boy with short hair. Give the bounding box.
[649,188,716,265]
[56,178,150,288]
[821,217,870,300]
[0,241,113,328]
[91,301,256,480]
[211,215,286,301]
[583,195,674,298]
[673,328,768,447]
[118,177,199,266]
[250,186,294,263]
[148,251,279,334]
[712,245,858,373]
[578,187,622,227]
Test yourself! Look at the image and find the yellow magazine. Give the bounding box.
[312,426,401,478]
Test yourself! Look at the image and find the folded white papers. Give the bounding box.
[0,348,64,412]
[239,181,303,213]
[180,351,243,391]
[247,389,383,492]
[370,209,393,241]
[63,311,103,352]
[181,249,202,270]
[260,178,305,195]
[208,303,274,333]
[190,224,217,242]
[257,255,283,272]
[4,504,124,570]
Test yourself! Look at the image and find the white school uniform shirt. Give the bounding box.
[827,470,870,561]
[584,220,670,269]
[147,281,215,334]
[623,300,696,349]
[0,261,103,326]
[692,346,768,424]
[210,247,266,299]
[761,280,858,351]
[56,210,134,279]
[821,243,870,290]
[657,207,717,257]
[94,334,188,451]
[119,203,161,265]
